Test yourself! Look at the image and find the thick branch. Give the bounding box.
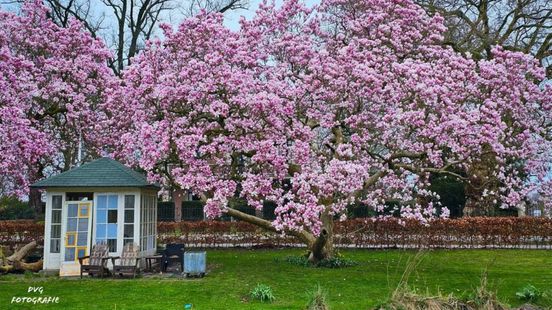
[6,241,37,263]
[225,208,315,246]
[395,163,467,181]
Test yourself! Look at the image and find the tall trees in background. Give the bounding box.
[0,2,115,211]
[416,0,551,77]
[0,0,246,210]
[106,0,552,260]
[37,0,248,75]
[415,0,551,214]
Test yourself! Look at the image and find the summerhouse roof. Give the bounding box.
[30,157,160,189]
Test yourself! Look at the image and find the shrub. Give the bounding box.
[281,254,358,268]
[317,256,358,268]
[306,285,330,310]
[516,284,542,302]
[0,197,35,220]
[250,284,275,303]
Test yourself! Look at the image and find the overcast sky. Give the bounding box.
[223,0,318,30]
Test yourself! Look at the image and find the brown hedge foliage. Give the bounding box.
[2,217,551,249]
[0,220,44,247]
[158,221,297,247]
[333,217,552,249]
[158,217,552,249]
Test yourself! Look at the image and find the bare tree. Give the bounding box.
[5,0,248,75]
[417,0,551,77]
[43,0,104,36]
[98,0,174,74]
[183,0,247,16]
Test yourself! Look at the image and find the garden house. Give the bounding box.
[31,157,159,276]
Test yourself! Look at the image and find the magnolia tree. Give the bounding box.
[0,2,115,198]
[108,0,552,261]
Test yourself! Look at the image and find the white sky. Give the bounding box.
[222,0,319,30]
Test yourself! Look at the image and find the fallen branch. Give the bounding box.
[1,241,42,273]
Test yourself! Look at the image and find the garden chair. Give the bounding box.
[111,242,141,278]
[162,243,185,272]
[78,242,110,278]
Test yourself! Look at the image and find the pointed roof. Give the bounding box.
[30,157,160,189]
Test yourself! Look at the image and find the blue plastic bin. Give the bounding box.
[183,251,206,277]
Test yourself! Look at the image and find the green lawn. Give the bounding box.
[0,249,551,309]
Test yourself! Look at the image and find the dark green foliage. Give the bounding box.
[429,175,466,218]
[281,255,358,269]
[0,196,35,220]
[346,204,377,218]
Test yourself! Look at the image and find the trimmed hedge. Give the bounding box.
[2,217,552,249]
[158,217,552,249]
[333,217,552,249]
[0,220,44,247]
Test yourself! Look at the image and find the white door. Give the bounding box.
[60,201,92,276]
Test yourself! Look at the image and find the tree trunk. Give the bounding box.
[13,260,43,272]
[1,241,42,273]
[29,187,43,220]
[307,211,335,263]
[463,145,499,216]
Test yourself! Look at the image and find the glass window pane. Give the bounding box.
[125,195,135,209]
[96,224,106,238]
[77,233,88,246]
[147,236,154,250]
[52,210,61,223]
[78,218,88,232]
[67,234,76,246]
[108,210,117,223]
[124,225,134,238]
[68,204,78,217]
[51,225,61,238]
[64,248,75,261]
[97,195,107,210]
[67,218,77,232]
[79,205,89,217]
[77,248,86,259]
[50,239,60,253]
[107,223,117,238]
[52,196,62,210]
[123,239,133,246]
[97,210,107,223]
[108,195,118,209]
[107,239,117,252]
[124,210,134,223]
